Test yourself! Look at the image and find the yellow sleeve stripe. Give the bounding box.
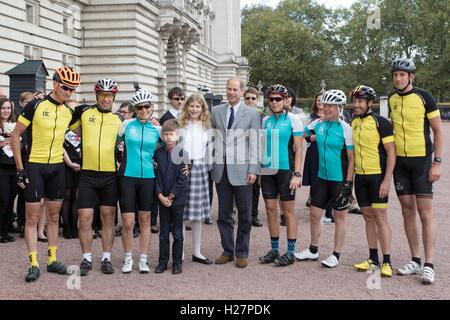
[18,115,30,127]
[382,136,395,144]
[426,110,440,120]
[69,120,81,131]
[372,203,388,209]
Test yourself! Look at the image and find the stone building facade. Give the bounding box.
[0,0,249,110]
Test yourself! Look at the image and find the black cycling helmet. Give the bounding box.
[351,85,377,101]
[391,58,416,74]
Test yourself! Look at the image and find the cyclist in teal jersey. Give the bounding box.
[258,84,304,267]
[295,90,355,268]
[118,89,161,274]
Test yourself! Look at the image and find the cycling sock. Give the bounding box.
[383,254,391,264]
[29,251,39,268]
[412,257,422,266]
[369,248,379,264]
[83,252,92,263]
[333,251,340,260]
[287,239,296,256]
[102,252,111,262]
[424,262,434,270]
[47,246,57,265]
[271,237,279,252]
[309,245,318,254]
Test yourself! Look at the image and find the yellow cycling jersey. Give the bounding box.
[18,95,80,164]
[75,105,122,172]
[352,112,394,175]
[389,88,440,157]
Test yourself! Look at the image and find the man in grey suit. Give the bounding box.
[211,77,261,268]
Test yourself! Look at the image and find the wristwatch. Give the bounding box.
[434,157,442,164]
[293,171,302,178]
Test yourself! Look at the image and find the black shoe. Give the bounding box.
[259,250,280,264]
[185,225,191,231]
[25,266,40,282]
[172,264,182,274]
[252,218,263,227]
[151,225,159,234]
[63,232,72,239]
[19,226,25,238]
[204,218,213,225]
[3,234,15,242]
[280,214,286,226]
[9,224,19,233]
[47,261,67,274]
[80,259,92,276]
[274,253,295,266]
[101,259,114,274]
[192,255,213,265]
[155,263,167,273]
[0,237,8,243]
[37,237,48,242]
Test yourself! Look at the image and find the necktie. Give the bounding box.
[227,106,234,129]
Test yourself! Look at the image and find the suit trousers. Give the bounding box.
[158,204,184,265]
[216,167,252,258]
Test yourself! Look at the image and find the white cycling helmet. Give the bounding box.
[321,89,347,106]
[132,89,154,106]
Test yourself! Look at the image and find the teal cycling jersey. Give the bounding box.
[118,119,161,178]
[262,112,304,170]
[305,119,353,182]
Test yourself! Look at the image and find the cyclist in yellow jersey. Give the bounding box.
[11,67,81,282]
[75,79,122,276]
[350,85,396,278]
[388,58,443,284]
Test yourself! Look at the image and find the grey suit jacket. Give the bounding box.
[210,102,260,186]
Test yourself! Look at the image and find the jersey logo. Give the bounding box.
[318,125,325,135]
[42,111,50,117]
[395,182,404,191]
[88,117,96,124]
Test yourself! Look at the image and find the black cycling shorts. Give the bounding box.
[355,174,388,209]
[119,176,155,213]
[261,169,295,201]
[394,156,433,198]
[310,178,344,210]
[24,162,65,202]
[77,170,118,208]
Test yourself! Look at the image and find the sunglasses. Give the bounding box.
[59,84,76,92]
[269,97,284,102]
[135,104,152,111]
[172,97,185,101]
[245,97,257,101]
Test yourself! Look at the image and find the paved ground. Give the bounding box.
[1,123,449,300]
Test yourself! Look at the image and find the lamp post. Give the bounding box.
[379,76,389,118]
[256,80,264,110]
[320,79,326,93]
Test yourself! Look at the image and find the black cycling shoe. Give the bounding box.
[101,259,114,274]
[259,250,280,264]
[25,266,40,282]
[274,253,295,266]
[3,234,15,242]
[47,261,67,274]
[80,259,92,276]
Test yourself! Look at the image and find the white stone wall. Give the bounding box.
[0,0,84,98]
[0,0,248,111]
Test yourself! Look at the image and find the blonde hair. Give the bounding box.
[178,93,211,129]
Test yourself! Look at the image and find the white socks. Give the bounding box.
[83,252,92,263]
[191,221,205,260]
[140,254,147,263]
[102,252,111,262]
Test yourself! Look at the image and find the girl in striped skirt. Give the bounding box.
[178,93,213,265]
